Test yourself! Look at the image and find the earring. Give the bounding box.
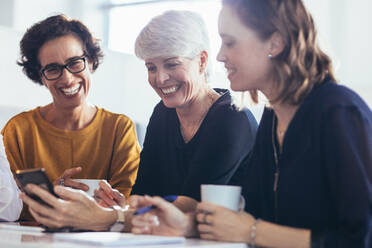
[268,54,273,59]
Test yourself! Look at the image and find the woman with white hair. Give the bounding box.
[18,10,257,231]
[126,10,257,202]
[93,10,258,208]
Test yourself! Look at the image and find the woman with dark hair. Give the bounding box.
[129,0,372,247]
[2,14,140,219]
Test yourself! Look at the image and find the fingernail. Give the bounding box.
[55,186,63,194]
[152,216,159,226]
[26,184,34,191]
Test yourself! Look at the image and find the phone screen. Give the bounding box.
[15,168,58,205]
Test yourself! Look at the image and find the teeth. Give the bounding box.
[61,85,80,96]
[227,68,236,75]
[161,86,179,95]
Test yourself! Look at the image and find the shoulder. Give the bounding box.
[97,108,136,130]
[305,81,370,113]
[209,89,257,128]
[300,80,372,129]
[147,101,174,127]
[99,108,132,123]
[2,108,39,134]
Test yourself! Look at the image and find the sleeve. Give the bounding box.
[1,119,26,173]
[108,117,141,198]
[0,136,22,221]
[183,108,258,201]
[318,106,372,247]
[131,106,160,196]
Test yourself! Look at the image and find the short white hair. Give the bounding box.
[135,10,212,80]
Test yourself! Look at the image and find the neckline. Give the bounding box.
[175,89,229,146]
[35,106,102,136]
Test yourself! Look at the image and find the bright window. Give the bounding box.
[108,0,222,61]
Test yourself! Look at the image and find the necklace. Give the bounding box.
[180,90,219,143]
[271,114,280,223]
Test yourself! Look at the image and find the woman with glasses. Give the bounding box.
[2,14,140,220]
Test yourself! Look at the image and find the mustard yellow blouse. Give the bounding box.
[2,107,140,197]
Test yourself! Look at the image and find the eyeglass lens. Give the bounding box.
[42,57,86,80]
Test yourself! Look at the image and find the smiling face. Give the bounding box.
[145,54,206,109]
[38,34,92,110]
[217,5,274,93]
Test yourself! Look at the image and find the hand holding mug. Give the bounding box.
[53,167,89,192]
[93,180,125,208]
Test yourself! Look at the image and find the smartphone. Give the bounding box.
[15,168,58,205]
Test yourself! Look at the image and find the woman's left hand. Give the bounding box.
[93,180,126,208]
[20,184,116,231]
[196,202,255,242]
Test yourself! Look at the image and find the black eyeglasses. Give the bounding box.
[40,56,86,81]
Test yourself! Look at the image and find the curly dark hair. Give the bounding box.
[222,0,336,105]
[17,14,104,85]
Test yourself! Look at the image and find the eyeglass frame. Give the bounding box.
[40,55,87,81]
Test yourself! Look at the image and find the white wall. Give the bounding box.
[304,0,372,105]
[0,0,371,129]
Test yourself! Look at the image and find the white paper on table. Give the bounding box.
[0,223,44,233]
[53,232,185,246]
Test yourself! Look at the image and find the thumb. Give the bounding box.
[145,196,175,212]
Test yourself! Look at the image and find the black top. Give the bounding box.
[132,89,258,201]
[232,81,372,247]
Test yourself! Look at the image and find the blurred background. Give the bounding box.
[0,0,371,131]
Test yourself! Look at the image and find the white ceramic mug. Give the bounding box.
[201,184,245,211]
[74,179,101,196]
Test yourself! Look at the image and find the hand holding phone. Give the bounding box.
[15,168,58,206]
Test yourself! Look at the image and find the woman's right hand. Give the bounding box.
[130,195,196,237]
[93,180,125,208]
[20,184,117,231]
[53,167,89,192]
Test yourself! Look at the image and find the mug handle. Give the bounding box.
[238,195,246,212]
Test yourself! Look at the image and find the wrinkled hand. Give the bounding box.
[130,195,192,236]
[196,202,255,242]
[93,180,125,208]
[20,184,116,231]
[53,167,89,192]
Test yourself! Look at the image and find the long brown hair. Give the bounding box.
[223,0,336,105]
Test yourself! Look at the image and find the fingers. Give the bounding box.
[54,185,88,203]
[24,184,61,208]
[196,212,214,225]
[199,233,216,240]
[63,179,89,191]
[61,167,82,178]
[94,188,116,207]
[131,213,159,234]
[20,192,61,225]
[113,191,125,204]
[29,208,63,228]
[142,196,174,212]
[132,213,159,227]
[128,195,143,208]
[197,202,218,214]
[98,180,114,199]
[197,223,213,233]
[132,225,152,235]
[128,195,148,208]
